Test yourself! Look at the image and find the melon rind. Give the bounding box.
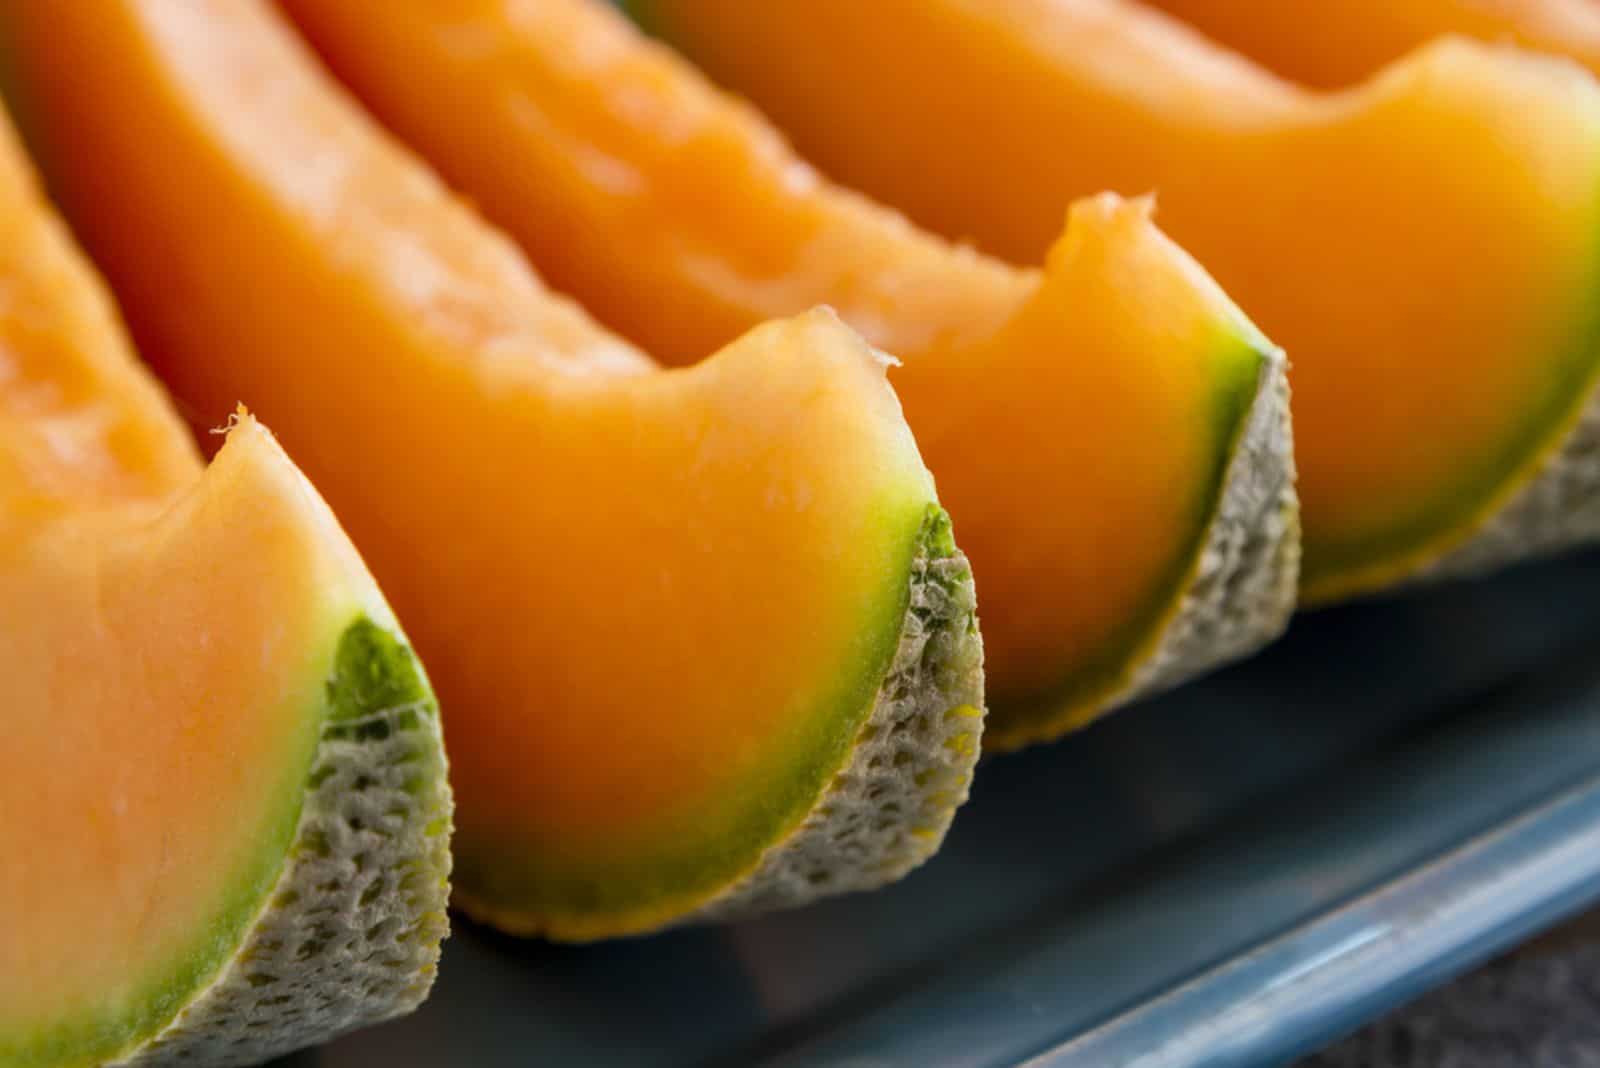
[688,507,984,923]
[987,340,1299,751]
[1404,374,1600,588]
[1117,342,1299,705]
[454,504,984,939]
[111,618,453,1068]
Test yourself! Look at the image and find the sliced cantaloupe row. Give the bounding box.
[0,105,451,1067]
[638,0,1600,603]
[276,0,1299,746]
[0,0,986,940]
[1146,0,1600,88]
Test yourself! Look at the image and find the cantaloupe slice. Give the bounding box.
[275,0,1299,747]
[0,107,451,1066]
[1147,0,1600,88]
[0,0,986,940]
[638,0,1600,603]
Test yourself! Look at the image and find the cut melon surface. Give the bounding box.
[639,0,1600,603]
[278,0,1299,746]
[0,105,451,1068]
[1148,0,1600,88]
[0,0,986,939]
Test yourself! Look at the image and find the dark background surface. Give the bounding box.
[277,549,1600,1067]
[1305,911,1600,1067]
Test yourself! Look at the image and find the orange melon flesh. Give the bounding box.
[1147,0,1600,88]
[4,425,368,1065]
[639,0,1600,600]
[0,101,445,1065]
[0,0,984,938]
[278,0,1295,732]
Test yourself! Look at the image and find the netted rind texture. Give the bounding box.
[1117,346,1300,708]
[114,625,453,1067]
[685,512,984,924]
[1405,376,1600,585]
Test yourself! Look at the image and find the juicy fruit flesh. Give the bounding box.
[0,0,946,928]
[0,100,328,1058]
[0,429,358,1064]
[922,200,1263,706]
[642,0,1600,597]
[1147,0,1600,88]
[0,80,430,1061]
[286,0,1032,368]
[280,0,1271,713]
[0,119,195,527]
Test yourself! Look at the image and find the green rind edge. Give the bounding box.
[986,331,1281,740]
[1300,237,1600,598]
[451,500,980,937]
[3,616,451,1068]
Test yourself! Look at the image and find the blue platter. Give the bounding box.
[278,550,1600,1067]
